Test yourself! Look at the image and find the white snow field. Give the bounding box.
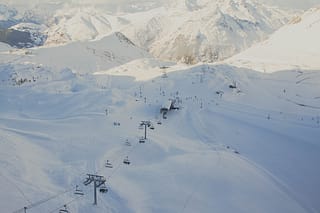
[229,7,320,72]
[1,38,320,213]
[1,2,320,213]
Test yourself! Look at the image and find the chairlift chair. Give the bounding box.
[59,205,69,213]
[74,185,84,196]
[139,138,145,143]
[105,160,113,168]
[99,184,108,193]
[157,120,162,125]
[150,125,155,130]
[123,156,130,165]
[162,72,168,78]
[138,125,144,130]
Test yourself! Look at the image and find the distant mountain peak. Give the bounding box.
[123,0,291,64]
[1,0,292,64]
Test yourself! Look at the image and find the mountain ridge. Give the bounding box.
[228,6,320,72]
[0,0,293,63]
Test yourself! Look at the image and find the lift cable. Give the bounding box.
[48,195,84,213]
[0,172,32,206]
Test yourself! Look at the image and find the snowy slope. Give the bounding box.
[0,32,151,75]
[228,7,320,72]
[1,2,320,213]
[1,47,320,213]
[0,41,12,51]
[44,6,113,46]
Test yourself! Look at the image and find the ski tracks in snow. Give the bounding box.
[185,106,315,213]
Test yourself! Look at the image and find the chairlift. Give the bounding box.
[105,160,113,168]
[123,156,130,165]
[125,140,131,146]
[150,125,155,130]
[99,184,108,193]
[157,120,162,125]
[139,138,145,143]
[59,205,69,213]
[138,125,144,130]
[163,112,167,119]
[83,177,92,186]
[74,185,84,196]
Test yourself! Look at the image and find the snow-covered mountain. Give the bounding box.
[122,0,291,63]
[228,6,320,72]
[44,6,113,46]
[44,0,291,63]
[1,0,292,63]
[1,1,320,213]
[0,3,51,48]
[0,31,151,75]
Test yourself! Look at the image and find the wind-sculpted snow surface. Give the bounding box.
[229,7,320,72]
[1,50,320,212]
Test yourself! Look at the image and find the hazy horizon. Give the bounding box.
[2,0,320,10]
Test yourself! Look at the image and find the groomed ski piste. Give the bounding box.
[1,56,320,213]
[1,4,320,213]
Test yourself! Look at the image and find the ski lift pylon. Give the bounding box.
[83,177,92,186]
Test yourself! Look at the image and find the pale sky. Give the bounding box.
[2,0,320,10]
[262,0,319,9]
